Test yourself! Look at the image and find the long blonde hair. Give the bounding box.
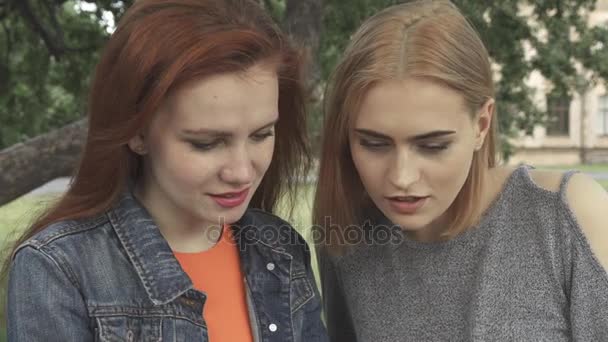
[313,0,497,252]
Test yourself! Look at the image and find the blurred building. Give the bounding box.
[508,0,608,165]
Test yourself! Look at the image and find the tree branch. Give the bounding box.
[0,18,10,95]
[13,0,66,59]
[0,119,87,206]
[263,0,273,10]
[1,18,10,65]
[43,0,64,44]
[283,0,323,95]
[0,0,7,20]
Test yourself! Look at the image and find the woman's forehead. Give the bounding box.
[353,78,471,133]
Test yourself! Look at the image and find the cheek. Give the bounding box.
[430,148,473,191]
[145,130,217,187]
[254,139,276,172]
[350,147,383,188]
[155,144,214,184]
[161,157,208,187]
[349,145,365,177]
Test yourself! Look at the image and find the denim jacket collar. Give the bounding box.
[105,191,293,307]
[106,191,193,306]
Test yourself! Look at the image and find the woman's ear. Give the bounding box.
[474,98,494,151]
[128,134,148,155]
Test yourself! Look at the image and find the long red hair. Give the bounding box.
[5,0,309,265]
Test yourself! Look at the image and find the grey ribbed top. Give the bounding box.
[319,165,608,341]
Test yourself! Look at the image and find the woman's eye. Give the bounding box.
[419,142,450,152]
[189,140,220,151]
[252,131,274,141]
[359,139,390,150]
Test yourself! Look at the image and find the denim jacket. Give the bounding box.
[7,191,328,342]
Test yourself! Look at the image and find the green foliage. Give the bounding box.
[320,0,394,79]
[0,0,132,149]
[2,0,608,160]
[263,0,286,23]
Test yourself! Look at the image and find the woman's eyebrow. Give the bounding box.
[353,128,456,141]
[353,129,391,139]
[410,130,456,141]
[181,118,279,137]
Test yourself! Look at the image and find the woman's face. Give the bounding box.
[349,77,492,241]
[130,63,278,231]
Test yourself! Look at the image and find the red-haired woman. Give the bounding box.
[6,1,327,341]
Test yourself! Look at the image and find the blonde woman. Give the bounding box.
[314,1,608,341]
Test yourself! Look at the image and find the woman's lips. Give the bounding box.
[385,196,429,214]
[209,188,250,208]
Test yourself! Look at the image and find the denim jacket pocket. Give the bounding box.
[290,274,314,313]
[95,315,162,342]
[92,304,208,342]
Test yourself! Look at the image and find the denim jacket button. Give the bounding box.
[266,262,275,271]
[268,323,278,332]
[182,298,196,306]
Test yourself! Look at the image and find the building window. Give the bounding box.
[546,93,570,136]
[598,95,608,136]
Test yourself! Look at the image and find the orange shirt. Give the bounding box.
[174,226,253,342]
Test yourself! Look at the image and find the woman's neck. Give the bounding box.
[133,181,223,253]
[407,166,515,243]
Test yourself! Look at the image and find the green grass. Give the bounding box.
[539,163,608,173]
[0,195,57,342]
[0,194,60,341]
[276,185,319,287]
[535,163,608,190]
[0,195,59,243]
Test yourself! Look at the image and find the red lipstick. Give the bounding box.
[209,188,250,208]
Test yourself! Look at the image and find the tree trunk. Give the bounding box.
[0,119,86,205]
[282,0,324,154]
[283,0,324,98]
